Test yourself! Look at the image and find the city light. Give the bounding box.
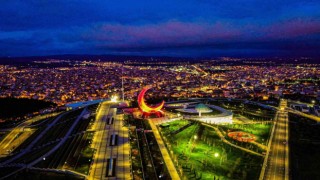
[111,95,118,102]
[194,135,198,140]
[0,1,319,179]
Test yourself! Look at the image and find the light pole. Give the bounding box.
[194,135,198,140]
[214,152,223,165]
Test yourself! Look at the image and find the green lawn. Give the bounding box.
[161,120,191,134]
[221,124,272,144]
[74,136,95,175]
[74,146,94,175]
[81,146,94,158]
[161,121,263,179]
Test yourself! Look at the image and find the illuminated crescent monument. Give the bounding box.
[138,87,164,113]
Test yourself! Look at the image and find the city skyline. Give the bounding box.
[0,0,320,57]
[0,1,320,180]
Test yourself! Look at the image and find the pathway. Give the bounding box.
[148,119,181,180]
[202,123,264,157]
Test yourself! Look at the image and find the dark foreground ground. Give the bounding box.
[289,113,320,180]
[0,97,56,121]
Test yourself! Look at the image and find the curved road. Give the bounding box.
[0,108,87,179]
[28,108,87,167]
[0,112,68,166]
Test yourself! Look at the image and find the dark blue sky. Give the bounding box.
[0,0,319,57]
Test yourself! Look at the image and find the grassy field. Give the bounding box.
[160,120,263,179]
[74,145,94,174]
[221,124,272,144]
[74,133,95,175]
[160,120,190,134]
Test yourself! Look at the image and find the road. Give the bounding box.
[191,65,208,77]
[0,109,87,179]
[260,99,289,180]
[0,112,69,166]
[28,108,88,167]
[88,101,131,180]
[0,128,35,157]
[287,108,320,122]
[0,112,60,158]
[270,102,320,122]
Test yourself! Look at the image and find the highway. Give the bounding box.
[88,101,110,179]
[287,108,320,122]
[0,128,34,157]
[89,101,131,180]
[28,108,88,167]
[0,112,67,166]
[0,113,60,158]
[191,65,208,77]
[260,99,289,180]
[270,103,320,122]
[0,109,87,179]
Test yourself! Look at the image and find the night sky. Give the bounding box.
[0,0,319,57]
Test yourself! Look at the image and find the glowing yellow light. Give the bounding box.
[111,95,118,102]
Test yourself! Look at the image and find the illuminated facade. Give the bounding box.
[138,86,164,113]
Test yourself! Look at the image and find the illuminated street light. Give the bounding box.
[194,135,198,140]
[111,95,118,102]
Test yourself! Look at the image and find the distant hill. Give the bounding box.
[0,54,193,65]
[0,97,56,121]
[1,54,319,65]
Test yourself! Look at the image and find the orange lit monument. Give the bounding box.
[138,86,164,117]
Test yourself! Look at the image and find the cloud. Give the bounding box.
[0,0,319,57]
[81,19,320,52]
[83,21,241,49]
[264,19,320,39]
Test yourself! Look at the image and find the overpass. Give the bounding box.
[287,108,320,122]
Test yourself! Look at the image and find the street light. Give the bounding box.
[194,135,198,140]
[111,95,118,102]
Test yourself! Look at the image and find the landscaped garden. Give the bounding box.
[159,120,264,179]
[220,123,272,144]
[160,120,192,134]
